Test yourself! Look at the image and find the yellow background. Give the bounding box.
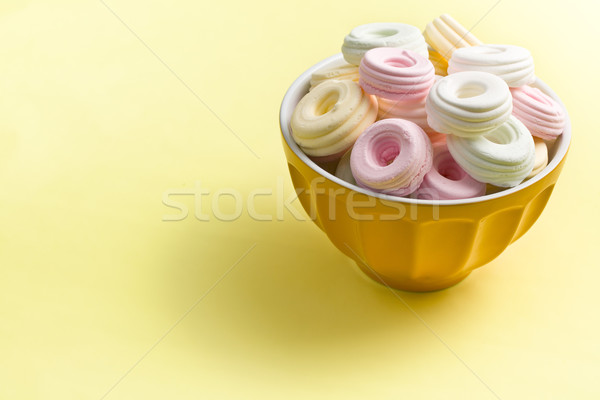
[1,0,598,398]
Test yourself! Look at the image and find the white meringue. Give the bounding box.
[447,116,536,187]
[448,44,535,87]
[425,71,512,138]
[334,148,356,185]
[342,23,428,65]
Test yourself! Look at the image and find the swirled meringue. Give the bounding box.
[378,97,428,129]
[350,118,432,196]
[425,71,512,137]
[310,63,359,90]
[377,97,447,144]
[414,141,486,200]
[448,44,535,87]
[428,45,448,76]
[527,137,549,179]
[424,14,482,60]
[291,79,378,160]
[342,22,428,65]
[447,116,536,187]
[511,84,566,140]
[359,47,435,101]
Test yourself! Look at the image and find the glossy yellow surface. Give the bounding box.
[283,136,567,291]
[1,0,599,399]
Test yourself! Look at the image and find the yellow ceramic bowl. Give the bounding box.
[279,54,571,292]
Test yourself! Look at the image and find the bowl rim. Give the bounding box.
[279,53,571,206]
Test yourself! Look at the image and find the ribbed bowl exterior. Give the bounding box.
[283,141,566,291]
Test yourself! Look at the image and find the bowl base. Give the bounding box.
[354,261,472,292]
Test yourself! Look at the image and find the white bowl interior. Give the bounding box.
[280,53,571,205]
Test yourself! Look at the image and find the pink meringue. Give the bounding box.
[414,141,486,200]
[511,85,566,140]
[350,118,432,196]
[377,97,446,143]
[359,47,435,101]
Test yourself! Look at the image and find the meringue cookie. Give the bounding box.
[425,71,512,138]
[310,63,359,90]
[350,118,433,196]
[377,97,446,144]
[376,75,442,133]
[342,22,428,65]
[527,137,549,179]
[359,47,435,101]
[334,148,356,185]
[511,84,566,140]
[414,141,486,200]
[424,14,482,60]
[291,79,378,160]
[448,44,535,87]
[377,96,429,129]
[428,45,448,76]
[447,116,536,187]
